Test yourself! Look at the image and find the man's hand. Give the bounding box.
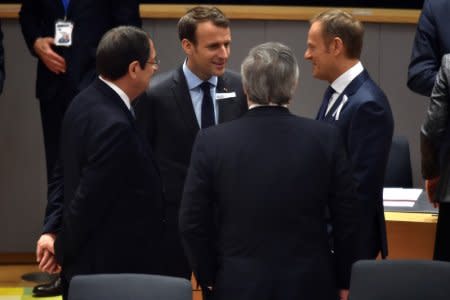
[339,289,349,300]
[33,37,66,74]
[426,177,440,208]
[36,233,60,273]
[39,249,61,273]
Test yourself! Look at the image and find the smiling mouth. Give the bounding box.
[214,63,226,69]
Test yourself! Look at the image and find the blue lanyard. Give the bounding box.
[61,0,70,14]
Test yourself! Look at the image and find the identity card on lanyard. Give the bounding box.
[54,0,73,47]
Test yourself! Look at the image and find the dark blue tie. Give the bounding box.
[200,82,215,129]
[316,86,335,120]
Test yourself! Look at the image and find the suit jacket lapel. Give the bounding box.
[324,69,370,122]
[216,74,242,123]
[172,67,200,137]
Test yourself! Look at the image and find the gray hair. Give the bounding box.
[241,42,299,105]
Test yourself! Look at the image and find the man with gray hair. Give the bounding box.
[180,42,360,300]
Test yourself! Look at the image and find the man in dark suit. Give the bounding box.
[304,9,394,260]
[134,6,247,280]
[408,0,450,97]
[39,26,164,299]
[180,42,360,300]
[19,1,141,295]
[19,0,141,180]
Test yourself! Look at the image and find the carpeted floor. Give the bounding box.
[0,265,60,299]
[0,287,61,300]
[0,264,200,300]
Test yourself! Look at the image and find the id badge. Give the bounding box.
[54,20,74,47]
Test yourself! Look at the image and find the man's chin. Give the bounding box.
[312,71,323,80]
[214,68,226,76]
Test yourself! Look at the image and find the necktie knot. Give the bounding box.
[200,81,211,92]
[324,85,335,102]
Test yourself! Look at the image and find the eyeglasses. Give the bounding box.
[147,57,160,67]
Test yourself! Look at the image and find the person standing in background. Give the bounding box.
[19,1,141,296]
[407,0,450,97]
[420,54,450,262]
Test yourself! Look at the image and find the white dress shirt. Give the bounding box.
[99,76,132,111]
[325,61,364,116]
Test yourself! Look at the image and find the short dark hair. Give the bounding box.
[96,26,150,80]
[311,9,364,59]
[177,6,229,44]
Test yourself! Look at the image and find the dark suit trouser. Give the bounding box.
[39,95,71,180]
[434,202,450,261]
[61,273,69,300]
[162,222,191,279]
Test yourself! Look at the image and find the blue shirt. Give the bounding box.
[183,60,218,127]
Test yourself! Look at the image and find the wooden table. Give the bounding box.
[385,211,437,259]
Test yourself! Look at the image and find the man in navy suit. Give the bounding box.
[305,9,394,260]
[46,26,163,299]
[180,42,360,300]
[19,1,141,295]
[134,6,247,280]
[41,26,163,299]
[408,0,450,97]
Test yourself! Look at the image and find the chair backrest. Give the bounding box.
[349,260,450,300]
[68,273,192,300]
[384,135,413,188]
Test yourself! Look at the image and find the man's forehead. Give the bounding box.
[196,22,230,36]
[309,21,323,35]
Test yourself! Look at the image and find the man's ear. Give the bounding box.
[181,38,193,55]
[331,37,344,56]
[128,60,140,79]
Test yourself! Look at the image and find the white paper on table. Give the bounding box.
[383,200,416,208]
[383,188,423,201]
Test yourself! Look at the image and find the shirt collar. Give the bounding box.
[331,61,364,94]
[249,103,288,110]
[98,76,131,110]
[182,59,218,90]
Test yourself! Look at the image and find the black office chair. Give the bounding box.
[384,135,413,188]
[349,260,450,300]
[68,274,192,300]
